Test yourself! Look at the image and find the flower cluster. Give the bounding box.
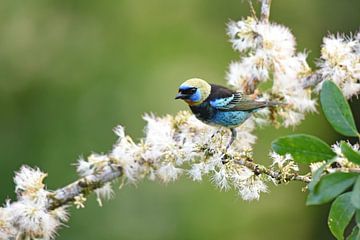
[108,111,268,200]
[269,152,299,182]
[74,111,268,203]
[0,166,68,239]
[226,17,317,127]
[317,34,360,98]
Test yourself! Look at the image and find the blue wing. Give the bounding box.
[210,92,273,111]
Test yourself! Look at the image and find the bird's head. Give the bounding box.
[175,78,211,106]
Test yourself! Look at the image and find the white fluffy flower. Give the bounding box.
[270,152,292,168]
[227,17,295,57]
[188,163,205,181]
[227,18,315,127]
[76,157,93,177]
[111,128,141,182]
[227,17,259,52]
[156,163,183,183]
[256,22,296,58]
[95,182,114,207]
[317,34,360,98]
[0,206,16,239]
[14,166,47,194]
[8,198,63,240]
[236,178,268,201]
[270,152,299,172]
[143,114,176,161]
[212,166,230,191]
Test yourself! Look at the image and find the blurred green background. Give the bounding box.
[0,0,359,239]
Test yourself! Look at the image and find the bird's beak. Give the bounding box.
[175,92,186,99]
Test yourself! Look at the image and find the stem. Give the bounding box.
[247,0,258,20]
[260,0,272,23]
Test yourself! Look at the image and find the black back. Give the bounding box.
[205,84,236,102]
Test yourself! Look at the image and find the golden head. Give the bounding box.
[175,78,211,106]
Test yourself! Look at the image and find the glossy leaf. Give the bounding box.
[272,134,335,164]
[307,173,357,205]
[328,192,356,240]
[352,176,360,209]
[341,142,360,165]
[347,226,360,240]
[320,80,359,137]
[356,210,360,223]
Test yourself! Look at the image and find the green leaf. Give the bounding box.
[356,209,360,224]
[320,80,359,137]
[341,142,360,165]
[347,226,360,240]
[352,176,360,209]
[271,134,336,164]
[328,192,356,240]
[307,173,357,205]
[350,210,360,240]
[308,158,337,192]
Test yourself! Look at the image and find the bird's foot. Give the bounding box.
[226,128,237,150]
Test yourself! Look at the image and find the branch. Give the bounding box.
[43,153,309,211]
[46,161,123,210]
[51,155,311,211]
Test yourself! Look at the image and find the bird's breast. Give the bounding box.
[189,104,214,123]
[190,104,251,127]
[211,111,251,127]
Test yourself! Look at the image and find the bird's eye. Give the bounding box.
[181,88,197,95]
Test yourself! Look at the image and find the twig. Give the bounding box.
[302,71,323,89]
[233,158,311,183]
[247,0,258,20]
[260,0,272,23]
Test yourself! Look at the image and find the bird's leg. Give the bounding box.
[226,128,237,150]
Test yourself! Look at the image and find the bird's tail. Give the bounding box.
[236,99,286,111]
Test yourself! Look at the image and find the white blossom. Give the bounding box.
[156,163,183,183]
[212,166,230,191]
[14,166,47,194]
[236,178,268,201]
[1,165,71,239]
[317,34,360,98]
[227,17,316,127]
[95,182,114,207]
[111,127,142,182]
[188,163,205,181]
[0,206,16,240]
[76,157,93,177]
[270,152,299,173]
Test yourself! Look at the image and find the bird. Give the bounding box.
[175,78,280,149]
